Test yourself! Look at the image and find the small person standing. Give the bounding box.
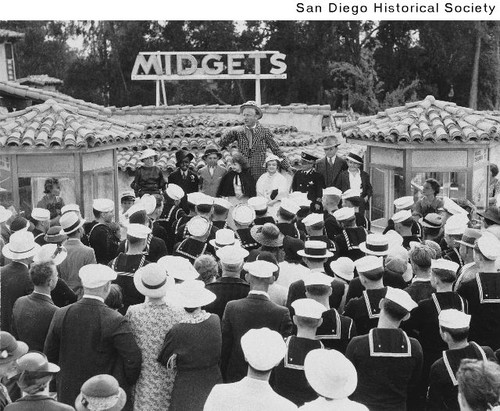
[131,149,167,197]
[291,152,325,213]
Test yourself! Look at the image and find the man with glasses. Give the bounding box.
[316,135,347,189]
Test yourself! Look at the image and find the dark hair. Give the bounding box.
[127,235,145,245]
[305,284,331,297]
[44,178,60,194]
[196,204,213,214]
[294,316,321,328]
[423,240,442,259]
[399,217,414,228]
[432,268,456,283]
[425,178,441,196]
[213,205,229,216]
[92,209,102,219]
[283,236,305,264]
[185,307,198,313]
[382,299,409,321]
[457,360,500,411]
[194,254,219,284]
[232,153,249,171]
[409,244,433,268]
[277,208,295,221]
[105,284,123,310]
[266,159,282,172]
[440,326,469,342]
[129,210,148,225]
[491,164,499,178]
[30,261,56,286]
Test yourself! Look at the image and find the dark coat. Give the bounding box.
[117,235,167,263]
[88,223,120,265]
[44,298,142,406]
[291,170,324,210]
[287,277,345,311]
[339,170,373,212]
[216,170,256,198]
[404,281,435,304]
[1,262,33,334]
[130,165,166,197]
[12,293,59,352]
[315,156,348,189]
[4,395,74,411]
[343,288,388,336]
[168,168,200,212]
[221,293,293,383]
[204,277,250,320]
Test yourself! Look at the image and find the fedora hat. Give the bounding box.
[76,374,127,411]
[33,244,68,266]
[139,148,158,161]
[0,332,28,365]
[250,223,284,247]
[44,226,67,244]
[175,149,194,167]
[419,213,443,229]
[172,279,216,308]
[2,231,40,260]
[455,228,482,248]
[240,101,263,119]
[134,263,174,299]
[346,152,363,164]
[297,240,333,259]
[60,212,86,235]
[0,206,13,224]
[202,145,222,160]
[477,206,500,225]
[359,234,390,256]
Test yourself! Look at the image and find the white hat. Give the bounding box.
[124,203,146,219]
[0,206,13,224]
[302,213,324,228]
[216,244,249,264]
[59,212,85,235]
[304,349,358,400]
[304,271,334,287]
[187,216,211,237]
[240,328,286,371]
[432,258,460,273]
[120,191,135,202]
[289,192,310,208]
[393,196,414,210]
[354,255,384,276]
[139,148,157,160]
[187,192,206,205]
[93,199,114,213]
[443,197,468,215]
[291,298,325,319]
[359,234,390,256]
[243,260,277,278]
[332,207,355,222]
[33,243,67,266]
[476,233,500,260]
[193,193,214,207]
[323,187,342,197]
[166,184,185,201]
[172,279,216,308]
[134,263,174,298]
[2,231,40,260]
[444,214,469,236]
[279,198,300,216]
[263,153,282,167]
[210,229,238,248]
[79,264,117,288]
[31,208,50,222]
[329,257,355,282]
[342,189,361,200]
[297,240,333,259]
[384,287,417,312]
[392,209,412,224]
[126,223,151,239]
[213,197,232,211]
[61,204,80,215]
[140,194,158,215]
[385,230,403,249]
[157,256,199,281]
[248,196,268,211]
[439,309,471,329]
[232,204,256,225]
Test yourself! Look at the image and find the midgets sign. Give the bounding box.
[131,51,287,80]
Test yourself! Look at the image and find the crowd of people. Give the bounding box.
[1,100,500,411]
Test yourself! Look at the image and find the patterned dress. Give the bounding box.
[126,300,188,411]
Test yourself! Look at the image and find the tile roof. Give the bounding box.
[0,99,144,149]
[0,29,25,39]
[16,75,63,86]
[341,95,500,144]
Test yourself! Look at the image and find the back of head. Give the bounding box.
[30,261,56,286]
[409,243,433,269]
[457,359,500,411]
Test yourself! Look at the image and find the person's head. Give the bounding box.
[457,229,483,262]
[263,154,282,175]
[291,298,325,332]
[240,327,286,377]
[409,243,433,274]
[438,309,471,346]
[0,332,28,379]
[457,360,500,411]
[173,279,216,313]
[322,187,342,211]
[120,191,136,213]
[243,260,276,291]
[30,208,50,232]
[380,287,417,324]
[431,259,459,288]
[256,251,280,282]
[346,152,363,172]
[423,239,442,259]
[304,271,333,303]
[355,256,385,288]
[333,208,356,229]
[30,261,58,290]
[231,153,249,173]
[79,264,117,299]
[177,154,191,171]
[104,284,124,310]
[92,199,114,223]
[126,223,151,252]
[15,352,59,396]
[392,210,414,234]
[283,236,305,264]
[194,254,219,284]
[473,234,500,268]
[76,374,127,411]
[322,135,340,158]
[241,106,260,128]
[44,178,60,196]
[490,164,499,180]
[300,152,317,171]
[423,178,441,197]
[2,230,40,265]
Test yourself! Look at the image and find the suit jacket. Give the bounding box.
[4,395,74,411]
[205,277,250,320]
[316,156,348,188]
[199,165,227,197]
[12,293,59,352]
[44,298,142,406]
[221,293,293,383]
[1,262,33,334]
[59,238,96,298]
[339,170,373,211]
[168,168,200,212]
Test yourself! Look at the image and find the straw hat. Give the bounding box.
[134,263,174,299]
[33,244,68,266]
[157,256,199,282]
[297,240,333,259]
[16,352,60,376]
[60,212,85,235]
[250,223,284,247]
[359,234,390,256]
[75,374,127,411]
[2,231,40,260]
[173,279,216,308]
[139,148,158,161]
[240,101,263,119]
[0,206,13,224]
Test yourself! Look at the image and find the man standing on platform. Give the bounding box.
[218,101,292,180]
[316,135,347,189]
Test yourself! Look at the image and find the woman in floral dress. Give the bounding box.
[126,263,187,411]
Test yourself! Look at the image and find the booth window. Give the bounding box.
[411,171,467,200]
[0,156,14,207]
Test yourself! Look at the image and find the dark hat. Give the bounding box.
[346,152,363,164]
[10,216,32,233]
[0,331,28,365]
[16,351,60,376]
[477,206,500,225]
[301,152,319,163]
[455,228,482,248]
[419,213,443,229]
[76,374,127,411]
[44,226,67,244]
[202,145,222,160]
[240,101,263,119]
[250,223,284,247]
[175,149,194,167]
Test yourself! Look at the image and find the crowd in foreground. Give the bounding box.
[1,144,500,411]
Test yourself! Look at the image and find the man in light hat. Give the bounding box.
[30,208,51,246]
[175,193,216,244]
[1,231,39,334]
[232,204,260,252]
[427,309,496,411]
[276,198,303,239]
[302,213,337,262]
[332,207,367,261]
[321,186,343,238]
[273,298,325,406]
[84,198,119,265]
[457,233,500,350]
[212,198,233,230]
[419,212,444,243]
[199,145,227,197]
[291,151,324,212]
[218,100,292,180]
[157,183,186,253]
[221,260,293,383]
[384,196,423,239]
[248,196,275,226]
[346,287,423,411]
[342,189,370,230]
[174,216,213,264]
[339,151,372,217]
[454,228,482,288]
[442,213,469,269]
[44,264,142,406]
[205,245,250,320]
[316,135,347,189]
[205,328,297,411]
[391,209,421,249]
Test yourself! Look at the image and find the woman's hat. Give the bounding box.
[202,145,222,160]
[2,231,40,260]
[60,212,86,235]
[157,256,199,282]
[0,206,13,224]
[263,153,282,167]
[240,101,263,119]
[250,223,284,247]
[346,152,363,164]
[419,213,444,228]
[304,349,358,399]
[134,263,174,299]
[33,244,68,266]
[16,351,60,375]
[0,332,28,365]
[359,234,390,256]
[477,206,500,225]
[139,148,158,161]
[283,236,305,261]
[75,374,127,411]
[329,257,355,282]
[172,279,216,308]
[44,226,67,244]
[175,149,194,167]
[297,240,333,259]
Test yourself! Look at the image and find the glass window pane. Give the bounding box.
[371,167,386,222]
[0,155,14,207]
[411,172,467,199]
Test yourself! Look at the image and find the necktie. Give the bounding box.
[246,128,254,147]
[328,157,333,165]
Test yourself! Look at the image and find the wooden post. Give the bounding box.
[11,154,19,210]
[161,79,168,106]
[112,149,120,222]
[255,77,261,105]
[156,80,160,107]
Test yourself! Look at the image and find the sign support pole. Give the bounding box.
[155,80,160,106]
[161,80,168,106]
[255,77,261,106]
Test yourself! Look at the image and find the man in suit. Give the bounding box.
[218,101,292,181]
[1,231,37,334]
[44,264,142,406]
[12,261,59,352]
[199,145,227,197]
[316,135,347,189]
[339,151,373,216]
[221,260,293,383]
[168,149,200,212]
